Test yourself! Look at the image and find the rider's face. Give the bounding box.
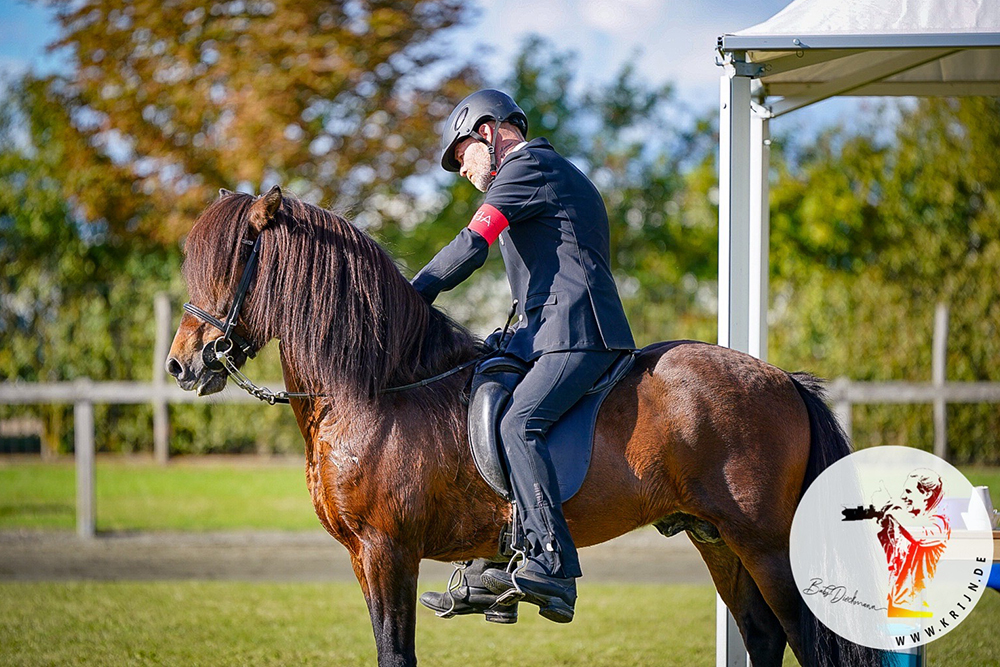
[455,137,493,192]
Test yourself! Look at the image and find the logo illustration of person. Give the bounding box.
[871,469,951,618]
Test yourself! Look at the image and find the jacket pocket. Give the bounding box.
[524,293,558,311]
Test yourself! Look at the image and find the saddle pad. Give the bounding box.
[471,350,636,503]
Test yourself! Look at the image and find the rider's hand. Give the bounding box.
[484,328,512,352]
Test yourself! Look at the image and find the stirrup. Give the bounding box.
[495,503,528,606]
[436,560,471,618]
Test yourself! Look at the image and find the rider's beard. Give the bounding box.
[471,171,494,192]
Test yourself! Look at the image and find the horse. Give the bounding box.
[166,187,884,667]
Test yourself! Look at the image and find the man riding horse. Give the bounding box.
[414,89,635,623]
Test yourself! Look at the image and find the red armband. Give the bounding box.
[467,204,509,245]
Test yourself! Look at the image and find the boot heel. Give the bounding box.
[539,600,574,624]
[484,605,519,624]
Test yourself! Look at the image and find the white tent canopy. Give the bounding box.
[722,0,1000,115]
[713,2,999,665]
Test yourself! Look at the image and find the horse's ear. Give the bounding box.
[219,188,234,198]
[248,185,282,234]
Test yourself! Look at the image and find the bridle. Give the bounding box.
[182,232,487,405]
[183,237,261,368]
[182,234,296,403]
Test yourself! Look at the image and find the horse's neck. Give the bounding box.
[263,242,475,396]
[278,345,373,446]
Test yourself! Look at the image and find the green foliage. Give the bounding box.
[1,93,183,452]
[769,98,1000,463]
[2,4,998,464]
[1,1,479,454]
[34,0,477,242]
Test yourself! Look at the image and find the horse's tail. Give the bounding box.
[789,372,888,667]
[789,372,852,492]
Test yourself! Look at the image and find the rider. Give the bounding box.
[413,89,635,623]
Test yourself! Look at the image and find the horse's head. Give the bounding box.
[166,186,283,396]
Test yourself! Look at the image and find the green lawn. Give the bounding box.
[962,466,1000,509]
[1,581,997,666]
[2,459,998,533]
[1,460,998,665]
[0,459,317,532]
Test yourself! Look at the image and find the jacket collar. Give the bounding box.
[524,137,552,150]
[485,138,556,192]
[496,137,552,172]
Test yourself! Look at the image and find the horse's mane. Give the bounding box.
[183,192,479,397]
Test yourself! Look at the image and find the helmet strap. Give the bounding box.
[469,119,503,176]
[488,118,501,175]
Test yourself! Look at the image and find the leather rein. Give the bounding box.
[182,234,484,405]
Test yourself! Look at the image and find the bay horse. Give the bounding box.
[166,188,884,667]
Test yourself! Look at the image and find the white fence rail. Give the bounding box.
[0,378,286,540]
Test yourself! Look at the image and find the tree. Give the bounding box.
[768,98,1000,463]
[34,0,478,243]
[2,1,480,453]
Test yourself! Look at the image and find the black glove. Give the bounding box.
[483,328,513,353]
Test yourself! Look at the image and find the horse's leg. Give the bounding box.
[734,543,815,660]
[350,540,421,667]
[688,537,788,667]
[736,542,875,667]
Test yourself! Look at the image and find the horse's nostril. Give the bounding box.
[165,357,184,378]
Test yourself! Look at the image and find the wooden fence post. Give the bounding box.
[74,378,96,539]
[830,377,853,443]
[933,303,949,461]
[153,293,171,465]
[834,399,853,444]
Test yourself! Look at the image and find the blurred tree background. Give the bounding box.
[0,1,997,463]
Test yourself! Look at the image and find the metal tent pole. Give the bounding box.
[748,113,770,362]
[717,60,753,667]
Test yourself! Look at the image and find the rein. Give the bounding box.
[182,232,490,405]
[217,348,484,405]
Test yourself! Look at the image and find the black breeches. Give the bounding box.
[498,349,619,578]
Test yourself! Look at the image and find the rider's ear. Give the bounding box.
[479,122,493,143]
[249,185,282,234]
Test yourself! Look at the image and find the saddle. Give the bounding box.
[467,350,636,503]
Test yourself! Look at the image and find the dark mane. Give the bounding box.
[183,192,479,397]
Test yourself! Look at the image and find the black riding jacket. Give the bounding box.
[411,138,635,361]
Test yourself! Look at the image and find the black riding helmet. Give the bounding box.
[440,89,528,173]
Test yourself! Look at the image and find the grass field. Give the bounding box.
[1,581,997,666]
[2,459,998,533]
[0,458,317,531]
[2,460,999,665]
